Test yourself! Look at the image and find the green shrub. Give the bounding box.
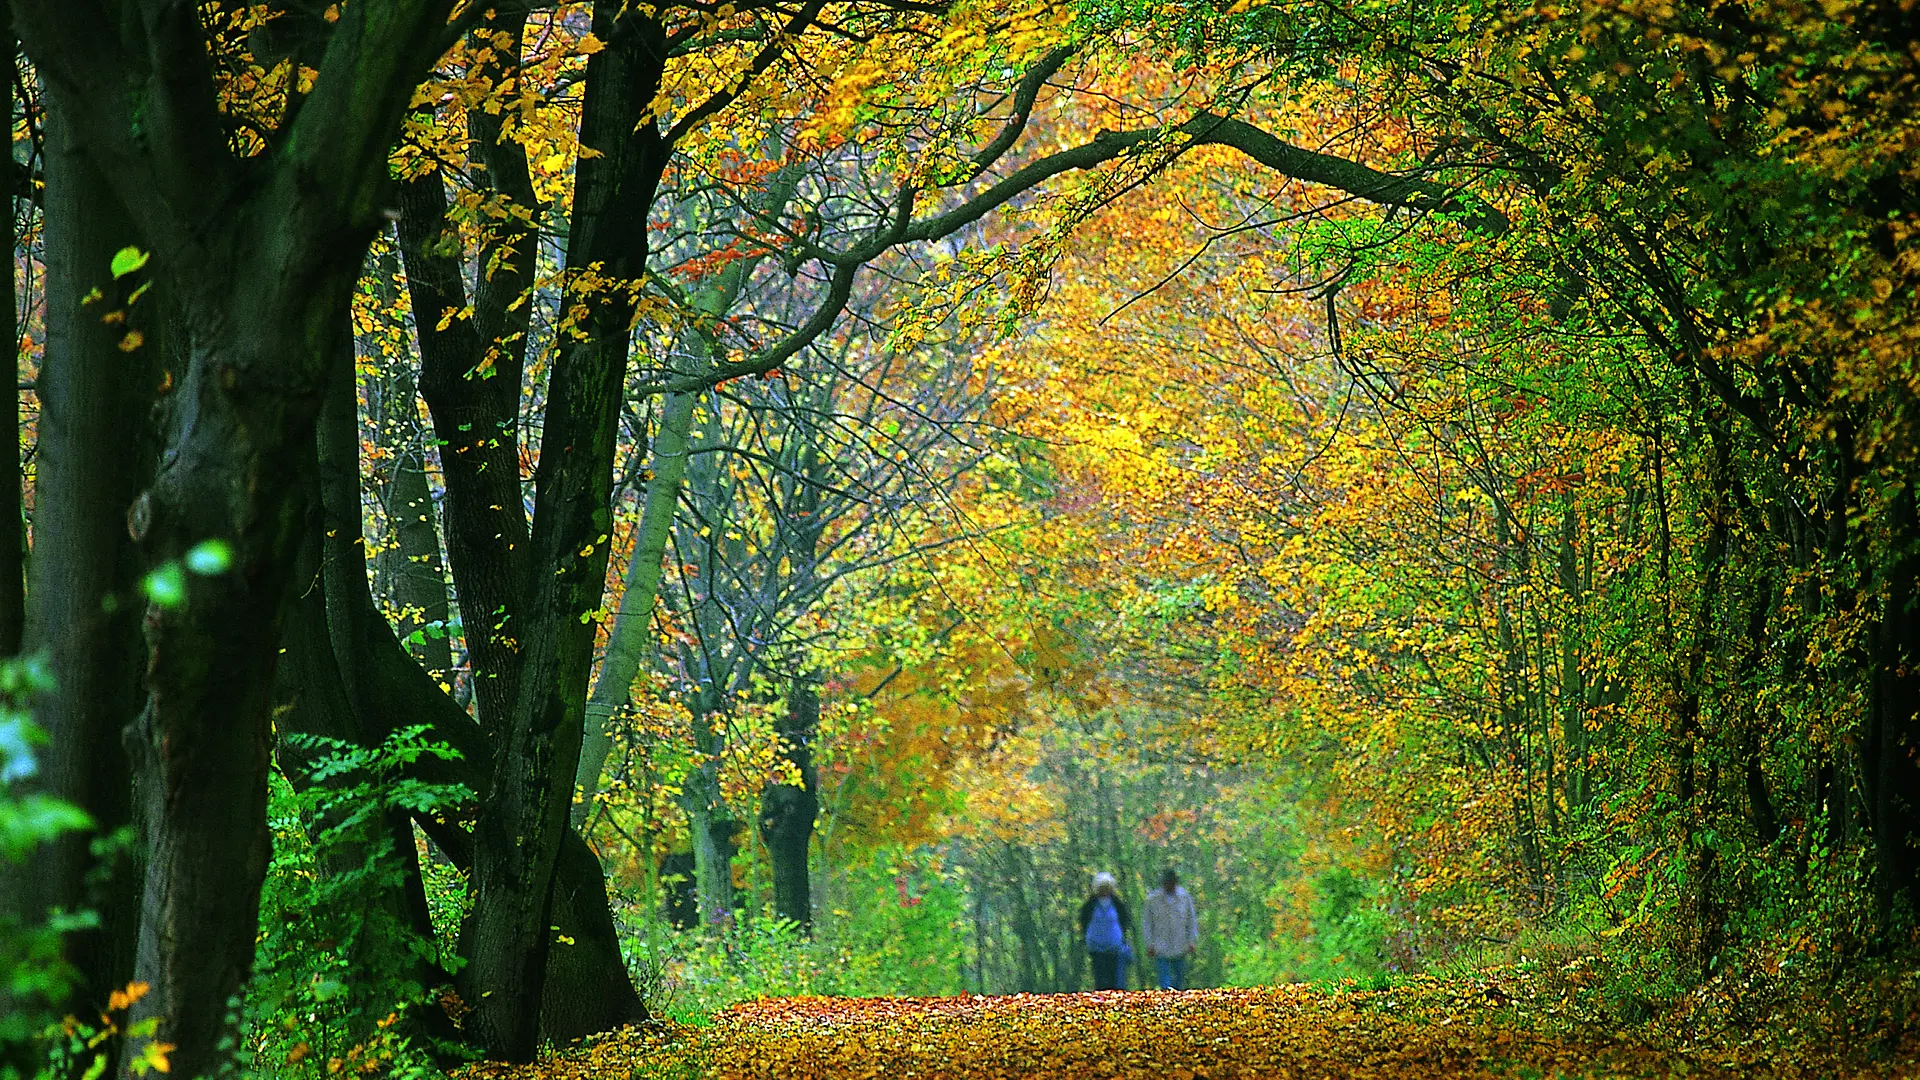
[0,658,106,1080]
[236,726,470,1079]
[622,846,967,1022]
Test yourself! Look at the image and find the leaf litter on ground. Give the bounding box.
[460,973,1918,1080]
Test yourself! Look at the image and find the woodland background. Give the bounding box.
[0,0,1917,1076]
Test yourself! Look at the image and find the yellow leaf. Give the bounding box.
[107,982,150,1012]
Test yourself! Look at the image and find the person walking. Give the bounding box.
[1143,868,1199,990]
[1077,871,1134,990]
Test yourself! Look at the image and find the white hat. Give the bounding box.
[1092,871,1117,891]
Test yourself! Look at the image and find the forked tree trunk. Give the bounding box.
[306,335,643,1044]
[462,3,667,1057]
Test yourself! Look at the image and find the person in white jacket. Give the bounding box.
[1143,868,1199,989]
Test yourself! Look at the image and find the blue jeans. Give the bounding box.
[1154,955,1189,990]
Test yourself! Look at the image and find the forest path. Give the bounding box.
[462,977,1886,1079]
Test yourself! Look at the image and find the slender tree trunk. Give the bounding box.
[9,89,153,1038]
[273,501,448,1037]
[575,390,696,827]
[374,370,454,677]
[682,777,736,930]
[0,17,22,656]
[397,172,530,733]
[366,239,454,678]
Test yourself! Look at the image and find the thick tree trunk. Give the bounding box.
[121,294,347,1078]
[122,362,314,1080]
[462,3,666,1058]
[759,681,819,929]
[538,831,644,1039]
[306,328,644,1045]
[9,91,153,1036]
[13,2,472,1074]
[1866,483,1920,928]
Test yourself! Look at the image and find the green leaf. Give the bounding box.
[110,246,150,279]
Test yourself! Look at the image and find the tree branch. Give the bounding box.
[666,0,831,146]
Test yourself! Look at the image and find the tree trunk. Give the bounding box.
[366,238,454,679]
[374,371,454,677]
[759,680,819,929]
[0,17,22,657]
[462,3,666,1057]
[13,2,476,1073]
[396,171,530,734]
[320,515,644,1044]
[121,328,320,1080]
[575,390,696,827]
[538,830,644,1039]
[9,89,153,1039]
[1866,482,1920,929]
[272,496,448,1036]
[306,321,645,1046]
[690,806,732,929]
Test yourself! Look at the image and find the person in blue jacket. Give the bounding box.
[1076,871,1135,990]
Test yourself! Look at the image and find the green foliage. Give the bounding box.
[108,247,150,280]
[0,657,98,1076]
[236,726,471,1078]
[623,849,967,1022]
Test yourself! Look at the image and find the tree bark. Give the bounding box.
[272,496,450,1036]
[0,15,22,657]
[307,318,644,1046]
[575,390,696,827]
[392,6,544,733]
[366,239,454,679]
[13,1,466,1072]
[463,4,667,1054]
[1866,482,1920,928]
[8,88,153,1039]
[759,680,819,928]
[396,171,530,734]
